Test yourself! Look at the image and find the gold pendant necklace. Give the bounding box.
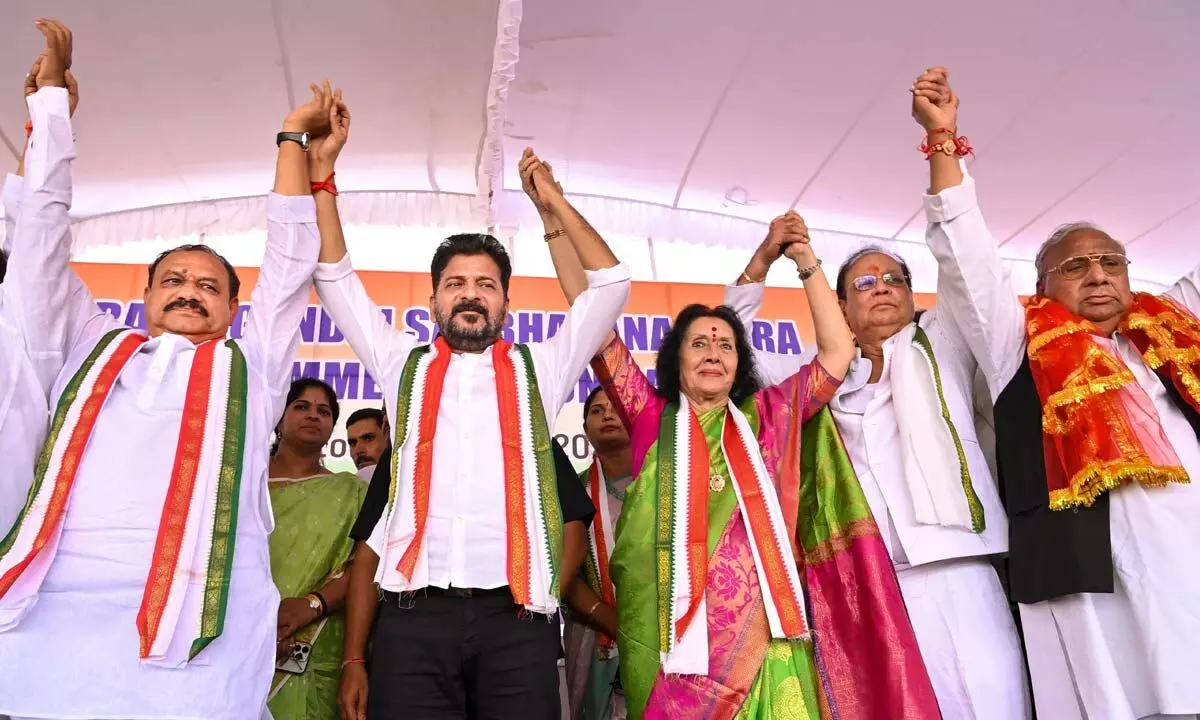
[709,474,726,492]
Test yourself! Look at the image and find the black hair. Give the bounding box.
[271,377,340,455]
[654,304,760,406]
[0,248,7,284]
[834,246,913,301]
[147,244,241,299]
[582,386,605,419]
[430,233,512,294]
[346,407,385,429]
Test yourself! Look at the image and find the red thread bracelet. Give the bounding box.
[25,121,33,138]
[311,171,338,196]
[341,657,366,670]
[918,130,973,160]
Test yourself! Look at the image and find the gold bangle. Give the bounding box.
[586,599,603,617]
[544,228,566,242]
[739,270,763,285]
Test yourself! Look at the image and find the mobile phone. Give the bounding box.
[276,641,312,675]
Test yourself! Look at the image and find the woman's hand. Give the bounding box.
[278,596,320,642]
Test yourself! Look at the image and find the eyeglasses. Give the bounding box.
[1042,253,1130,281]
[851,272,908,293]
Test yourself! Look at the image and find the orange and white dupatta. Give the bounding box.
[659,396,808,676]
[0,328,249,665]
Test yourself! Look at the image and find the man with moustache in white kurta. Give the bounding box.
[0,20,338,720]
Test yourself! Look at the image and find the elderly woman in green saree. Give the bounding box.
[266,378,367,720]
[532,142,941,719]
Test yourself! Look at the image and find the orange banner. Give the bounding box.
[76,262,936,471]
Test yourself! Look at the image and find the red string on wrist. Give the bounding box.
[310,172,338,196]
[341,657,366,670]
[918,130,974,160]
[25,121,33,138]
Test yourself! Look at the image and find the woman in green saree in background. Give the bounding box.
[266,378,367,720]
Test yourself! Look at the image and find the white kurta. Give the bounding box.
[0,87,319,720]
[926,170,1200,720]
[313,255,630,591]
[725,282,1029,719]
[0,176,51,535]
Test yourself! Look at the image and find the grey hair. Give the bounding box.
[1034,222,1125,277]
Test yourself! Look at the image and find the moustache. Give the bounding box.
[163,298,209,317]
[452,301,488,318]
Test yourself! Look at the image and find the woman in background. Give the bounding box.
[267,378,367,720]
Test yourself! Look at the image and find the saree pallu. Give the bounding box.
[266,472,366,720]
[595,337,939,720]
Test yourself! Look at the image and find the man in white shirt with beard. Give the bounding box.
[0,20,338,720]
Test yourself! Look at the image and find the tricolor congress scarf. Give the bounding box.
[376,337,564,613]
[658,396,808,676]
[0,328,248,664]
[1026,293,1200,509]
[581,461,618,655]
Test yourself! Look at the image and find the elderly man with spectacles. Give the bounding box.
[724,231,1029,712]
[916,67,1200,720]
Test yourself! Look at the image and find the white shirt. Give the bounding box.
[0,86,319,720]
[0,176,50,535]
[314,255,630,590]
[725,281,1007,566]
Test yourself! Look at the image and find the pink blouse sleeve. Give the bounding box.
[757,356,842,424]
[590,334,657,431]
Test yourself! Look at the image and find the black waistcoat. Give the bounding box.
[993,353,1200,604]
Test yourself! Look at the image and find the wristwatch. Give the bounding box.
[306,593,323,616]
[276,131,310,151]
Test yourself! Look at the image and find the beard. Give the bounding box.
[434,302,504,352]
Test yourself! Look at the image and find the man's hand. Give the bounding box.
[519,147,565,218]
[310,88,351,178]
[338,664,369,720]
[27,58,79,116]
[283,80,335,136]
[33,19,72,90]
[911,66,957,133]
[277,596,319,642]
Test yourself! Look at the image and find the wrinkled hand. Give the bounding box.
[310,88,351,175]
[26,58,78,116]
[338,664,369,720]
[277,596,319,642]
[762,211,810,259]
[33,19,72,89]
[911,66,958,133]
[519,147,564,216]
[284,80,335,136]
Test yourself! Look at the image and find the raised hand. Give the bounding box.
[33,19,72,89]
[911,66,958,133]
[519,147,565,217]
[309,89,351,177]
[28,58,81,117]
[283,80,335,136]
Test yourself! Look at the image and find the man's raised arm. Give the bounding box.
[7,21,118,395]
[238,82,330,413]
[914,68,1026,400]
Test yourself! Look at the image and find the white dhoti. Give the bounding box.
[1020,480,1200,720]
[897,557,1031,720]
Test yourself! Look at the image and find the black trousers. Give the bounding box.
[367,587,561,720]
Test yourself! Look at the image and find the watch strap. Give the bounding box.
[276,131,308,150]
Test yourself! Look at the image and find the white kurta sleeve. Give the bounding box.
[723,281,808,386]
[7,88,120,396]
[924,173,1027,401]
[529,263,632,418]
[1164,264,1200,316]
[239,193,319,418]
[313,254,418,394]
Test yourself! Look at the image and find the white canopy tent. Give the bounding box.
[2,0,1198,294]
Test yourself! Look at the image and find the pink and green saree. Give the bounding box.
[592,337,940,720]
